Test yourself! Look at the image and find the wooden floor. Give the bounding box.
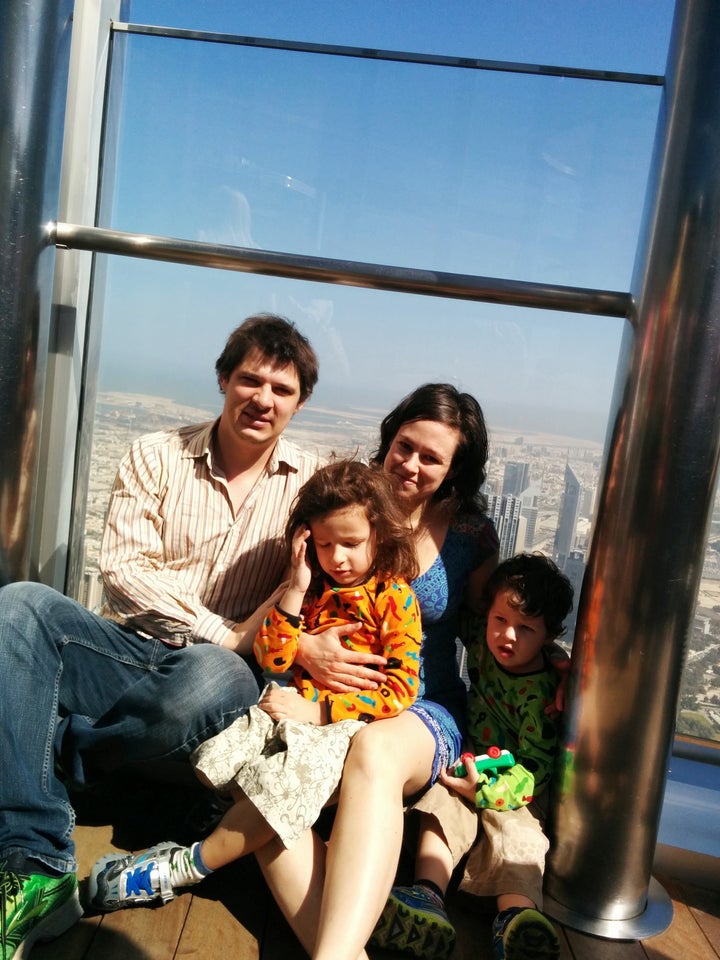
[33,777,720,960]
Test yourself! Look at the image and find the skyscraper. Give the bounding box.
[563,549,586,642]
[521,502,539,550]
[487,493,523,560]
[553,463,581,571]
[502,460,530,497]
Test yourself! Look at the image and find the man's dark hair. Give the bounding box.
[482,553,574,640]
[215,313,319,402]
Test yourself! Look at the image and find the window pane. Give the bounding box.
[105,31,660,290]
[127,0,674,76]
[76,257,621,625]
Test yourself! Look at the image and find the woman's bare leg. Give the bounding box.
[256,830,337,956]
[312,712,436,960]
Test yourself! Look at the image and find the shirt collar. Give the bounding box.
[181,420,303,475]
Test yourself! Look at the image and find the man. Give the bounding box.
[0,313,383,960]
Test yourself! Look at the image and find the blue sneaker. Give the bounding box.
[492,907,559,959]
[370,883,456,959]
[0,869,82,960]
[88,842,182,911]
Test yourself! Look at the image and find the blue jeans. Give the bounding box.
[0,582,260,876]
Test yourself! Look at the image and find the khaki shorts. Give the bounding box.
[412,782,549,908]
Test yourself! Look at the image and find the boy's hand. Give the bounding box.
[439,753,480,803]
[296,624,386,692]
[260,686,324,725]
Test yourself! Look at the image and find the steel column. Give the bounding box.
[545,0,720,937]
[0,0,73,582]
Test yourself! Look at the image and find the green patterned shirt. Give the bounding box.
[466,629,559,811]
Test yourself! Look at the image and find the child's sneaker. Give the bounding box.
[88,842,183,911]
[0,869,82,960]
[370,883,456,959]
[492,906,560,960]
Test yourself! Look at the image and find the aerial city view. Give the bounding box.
[79,390,720,742]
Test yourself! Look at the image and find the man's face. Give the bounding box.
[219,347,304,449]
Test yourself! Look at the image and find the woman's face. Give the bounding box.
[383,419,460,510]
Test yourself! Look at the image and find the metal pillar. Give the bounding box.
[545,0,720,937]
[0,0,74,583]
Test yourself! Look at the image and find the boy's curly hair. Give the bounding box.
[482,553,574,639]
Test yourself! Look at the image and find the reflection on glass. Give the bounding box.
[105,31,660,290]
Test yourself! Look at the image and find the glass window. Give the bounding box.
[106,30,660,290]
[70,2,720,747]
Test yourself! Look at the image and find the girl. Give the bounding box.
[256,384,499,960]
[89,459,422,909]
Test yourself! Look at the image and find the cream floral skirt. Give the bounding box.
[191,682,363,847]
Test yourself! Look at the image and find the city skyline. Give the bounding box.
[78,389,720,743]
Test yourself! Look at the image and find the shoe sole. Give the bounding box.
[11,886,83,960]
[503,911,560,960]
[370,898,456,959]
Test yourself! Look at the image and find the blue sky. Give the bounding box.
[96,1,676,441]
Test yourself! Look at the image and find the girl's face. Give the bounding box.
[310,504,375,587]
[383,419,460,510]
[486,588,549,674]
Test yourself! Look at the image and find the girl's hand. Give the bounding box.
[289,525,313,594]
[439,753,480,803]
[260,686,323,725]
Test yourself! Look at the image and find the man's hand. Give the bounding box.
[439,753,479,803]
[260,686,324,725]
[296,623,387,693]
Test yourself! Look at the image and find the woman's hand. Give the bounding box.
[260,686,324,725]
[545,656,570,717]
[439,753,479,803]
[544,642,571,717]
[296,624,387,693]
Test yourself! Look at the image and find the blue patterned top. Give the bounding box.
[412,513,499,726]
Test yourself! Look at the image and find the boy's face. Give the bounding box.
[486,587,550,674]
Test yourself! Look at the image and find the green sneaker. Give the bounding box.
[370,883,456,959]
[492,907,559,960]
[0,870,82,960]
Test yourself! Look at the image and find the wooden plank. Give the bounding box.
[177,859,269,960]
[84,895,191,960]
[659,875,720,955]
[563,927,647,959]
[642,877,720,960]
[178,895,260,960]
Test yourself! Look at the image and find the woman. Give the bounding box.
[256,383,499,960]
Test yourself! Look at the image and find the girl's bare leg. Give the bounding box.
[199,791,277,871]
[312,711,436,960]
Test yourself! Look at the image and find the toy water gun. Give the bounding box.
[452,745,515,778]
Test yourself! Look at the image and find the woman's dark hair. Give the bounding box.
[371,383,489,515]
[482,553,574,640]
[215,313,319,402]
[285,460,419,588]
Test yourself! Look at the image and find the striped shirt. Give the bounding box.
[99,420,321,647]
